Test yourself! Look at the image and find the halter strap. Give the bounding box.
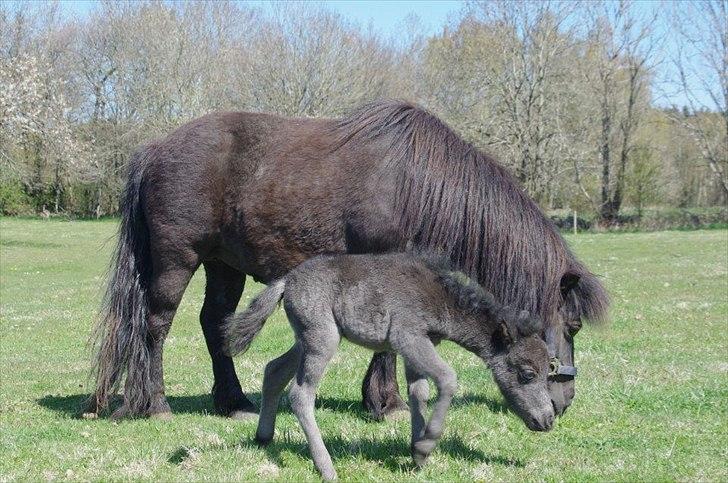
[545,326,578,380]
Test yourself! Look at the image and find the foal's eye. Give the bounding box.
[519,369,536,383]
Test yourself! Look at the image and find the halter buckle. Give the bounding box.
[548,357,577,379]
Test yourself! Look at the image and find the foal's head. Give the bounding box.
[489,308,554,431]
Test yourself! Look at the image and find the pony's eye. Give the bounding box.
[567,320,582,336]
[519,369,536,382]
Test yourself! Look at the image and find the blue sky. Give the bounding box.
[62,0,464,35]
[57,0,714,110]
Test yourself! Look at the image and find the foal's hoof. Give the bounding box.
[229,409,258,421]
[412,440,437,467]
[321,469,338,481]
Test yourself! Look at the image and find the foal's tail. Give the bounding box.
[223,279,286,357]
[90,148,153,415]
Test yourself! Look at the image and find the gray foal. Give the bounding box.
[224,253,555,480]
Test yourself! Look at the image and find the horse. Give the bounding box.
[223,252,554,480]
[89,99,608,420]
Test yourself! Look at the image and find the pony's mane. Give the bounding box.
[333,100,608,327]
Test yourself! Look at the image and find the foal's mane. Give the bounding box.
[332,100,608,327]
[421,254,542,336]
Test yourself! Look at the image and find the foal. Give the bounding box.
[224,253,554,480]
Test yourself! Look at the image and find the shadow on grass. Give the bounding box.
[237,433,522,473]
[166,434,523,474]
[37,391,509,421]
[37,393,220,418]
[37,392,375,421]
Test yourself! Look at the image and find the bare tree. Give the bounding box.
[668,0,728,199]
[582,0,657,223]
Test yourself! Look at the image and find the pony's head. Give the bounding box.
[546,269,609,415]
[489,308,554,431]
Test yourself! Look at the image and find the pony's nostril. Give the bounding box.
[552,400,566,417]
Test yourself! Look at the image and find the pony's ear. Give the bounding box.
[560,272,580,299]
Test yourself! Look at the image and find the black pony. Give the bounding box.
[89,100,608,420]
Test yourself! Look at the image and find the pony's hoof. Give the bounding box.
[110,405,131,420]
[149,411,173,421]
[382,397,409,420]
[229,410,258,421]
[255,434,272,447]
[384,408,409,421]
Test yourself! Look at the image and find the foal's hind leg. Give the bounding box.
[395,338,457,467]
[288,315,341,480]
[200,260,256,418]
[256,343,302,445]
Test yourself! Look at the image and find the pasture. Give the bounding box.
[1,218,726,481]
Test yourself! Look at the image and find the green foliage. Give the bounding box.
[549,206,728,232]
[0,181,33,216]
[1,219,726,480]
[625,146,662,216]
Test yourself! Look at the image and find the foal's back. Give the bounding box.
[283,253,450,351]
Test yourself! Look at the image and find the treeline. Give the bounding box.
[1,0,726,225]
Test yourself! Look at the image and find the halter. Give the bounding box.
[549,356,577,378]
[545,326,578,380]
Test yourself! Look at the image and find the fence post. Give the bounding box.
[573,209,578,235]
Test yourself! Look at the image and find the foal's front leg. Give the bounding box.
[399,339,457,467]
[404,363,429,453]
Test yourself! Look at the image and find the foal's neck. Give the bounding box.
[445,313,495,361]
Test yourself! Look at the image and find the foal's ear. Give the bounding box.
[516,310,542,336]
[493,308,518,348]
[560,272,581,299]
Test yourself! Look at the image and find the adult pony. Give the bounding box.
[90,100,608,420]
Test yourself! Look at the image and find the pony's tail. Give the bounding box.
[223,279,286,357]
[90,148,153,416]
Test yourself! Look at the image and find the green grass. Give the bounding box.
[1,218,727,481]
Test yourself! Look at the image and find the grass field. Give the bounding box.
[1,218,726,481]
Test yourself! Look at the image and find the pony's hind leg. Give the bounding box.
[288,312,341,480]
[395,337,457,467]
[200,260,256,418]
[256,343,302,445]
[113,265,195,419]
